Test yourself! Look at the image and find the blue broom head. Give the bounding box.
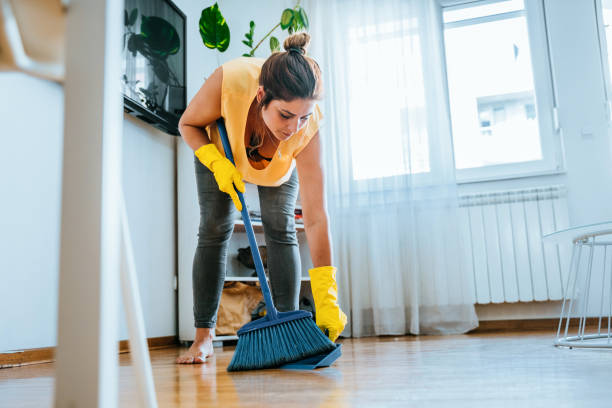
[227,310,336,372]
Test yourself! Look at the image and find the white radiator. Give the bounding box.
[458,185,570,304]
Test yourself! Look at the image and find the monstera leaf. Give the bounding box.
[199,3,230,52]
[140,16,180,59]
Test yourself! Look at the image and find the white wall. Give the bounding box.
[467,0,612,320]
[0,73,64,351]
[118,116,176,340]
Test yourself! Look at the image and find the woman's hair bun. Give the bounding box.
[283,32,310,55]
[259,31,322,105]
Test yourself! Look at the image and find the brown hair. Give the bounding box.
[258,32,323,107]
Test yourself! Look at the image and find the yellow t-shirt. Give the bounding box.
[206,57,322,187]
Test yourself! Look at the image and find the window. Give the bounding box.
[442,0,563,182]
[346,20,430,181]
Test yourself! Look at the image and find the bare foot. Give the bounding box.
[176,329,215,364]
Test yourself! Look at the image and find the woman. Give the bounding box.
[176,33,346,364]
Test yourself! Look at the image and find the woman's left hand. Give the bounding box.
[309,266,347,342]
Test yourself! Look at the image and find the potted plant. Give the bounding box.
[198,1,309,58]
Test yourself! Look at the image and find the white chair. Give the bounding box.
[1,1,157,405]
[0,0,65,81]
[543,222,612,348]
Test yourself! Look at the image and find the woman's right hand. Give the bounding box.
[195,143,245,211]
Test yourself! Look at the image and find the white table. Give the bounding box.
[543,222,612,348]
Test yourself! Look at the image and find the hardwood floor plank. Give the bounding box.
[2,331,612,407]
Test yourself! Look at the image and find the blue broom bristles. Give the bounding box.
[227,316,336,372]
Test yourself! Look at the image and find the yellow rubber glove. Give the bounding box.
[309,266,347,342]
[195,143,246,211]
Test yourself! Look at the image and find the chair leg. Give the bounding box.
[120,194,158,408]
[557,244,577,340]
[556,237,612,348]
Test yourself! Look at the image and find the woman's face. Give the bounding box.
[257,86,316,141]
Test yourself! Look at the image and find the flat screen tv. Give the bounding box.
[122,0,186,135]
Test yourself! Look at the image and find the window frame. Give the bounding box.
[594,0,612,122]
[439,0,566,184]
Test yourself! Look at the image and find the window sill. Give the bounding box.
[456,167,566,185]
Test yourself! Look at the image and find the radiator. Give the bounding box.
[458,185,570,304]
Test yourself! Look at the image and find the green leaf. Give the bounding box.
[242,53,252,57]
[129,8,138,26]
[140,16,181,59]
[280,8,294,30]
[199,3,230,52]
[124,10,129,26]
[270,36,280,53]
[242,19,255,51]
[291,11,300,31]
[298,7,309,30]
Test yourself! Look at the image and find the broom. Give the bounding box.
[215,119,336,372]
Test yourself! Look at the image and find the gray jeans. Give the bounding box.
[192,156,301,328]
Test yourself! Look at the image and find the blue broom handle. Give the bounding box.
[216,119,279,320]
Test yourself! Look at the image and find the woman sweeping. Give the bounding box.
[177,33,347,364]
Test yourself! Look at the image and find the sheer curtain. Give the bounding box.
[307,0,478,336]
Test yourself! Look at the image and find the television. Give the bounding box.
[122,0,186,135]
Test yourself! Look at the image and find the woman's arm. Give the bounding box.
[296,131,347,342]
[295,131,332,267]
[178,66,223,151]
[179,66,245,211]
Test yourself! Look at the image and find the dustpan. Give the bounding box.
[280,343,342,370]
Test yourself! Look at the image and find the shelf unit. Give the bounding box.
[225,219,309,281]
[224,276,310,281]
[212,334,238,343]
[232,219,305,233]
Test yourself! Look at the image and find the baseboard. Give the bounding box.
[0,335,178,369]
[118,335,179,353]
[472,317,609,333]
[0,347,55,369]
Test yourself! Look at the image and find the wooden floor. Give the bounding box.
[2,330,612,407]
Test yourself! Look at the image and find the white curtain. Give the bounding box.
[307,0,478,336]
